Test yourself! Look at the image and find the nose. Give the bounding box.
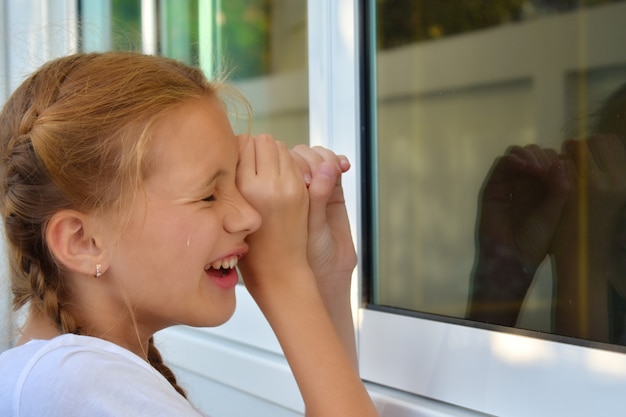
[224,190,262,235]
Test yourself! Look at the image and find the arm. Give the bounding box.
[236,135,378,417]
[290,144,358,368]
[550,136,626,341]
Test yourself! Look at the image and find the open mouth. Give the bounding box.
[205,255,238,278]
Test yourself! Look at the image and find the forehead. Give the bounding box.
[145,98,237,191]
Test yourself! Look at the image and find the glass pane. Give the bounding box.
[371,0,626,346]
[159,0,308,147]
[159,0,199,64]
[80,0,142,52]
[80,1,308,147]
[222,0,309,147]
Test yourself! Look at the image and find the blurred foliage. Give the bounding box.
[220,0,272,80]
[110,0,142,51]
[377,0,625,49]
[104,0,273,80]
[160,0,200,65]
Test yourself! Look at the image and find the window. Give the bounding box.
[369,0,626,348]
[358,1,626,415]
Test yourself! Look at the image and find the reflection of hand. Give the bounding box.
[478,145,570,271]
[468,145,570,325]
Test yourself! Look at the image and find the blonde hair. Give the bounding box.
[0,52,241,397]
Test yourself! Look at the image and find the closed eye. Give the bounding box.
[202,195,216,202]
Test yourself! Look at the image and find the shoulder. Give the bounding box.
[0,334,204,417]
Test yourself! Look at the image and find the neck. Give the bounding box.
[16,307,62,346]
[17,306,153,361]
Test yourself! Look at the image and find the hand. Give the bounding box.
[236,134,310,293]
[290,145,357,294]
[290,144,359,368]
[237,138,378,416]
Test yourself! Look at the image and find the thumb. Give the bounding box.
[308,162,338,229]
[543,159,571,214]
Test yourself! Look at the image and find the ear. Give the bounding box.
[46,210,106,277]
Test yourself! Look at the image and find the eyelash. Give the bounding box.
[202,195,216,202]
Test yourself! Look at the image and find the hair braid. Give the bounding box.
[147,337,187,398]
[0,55,89,336]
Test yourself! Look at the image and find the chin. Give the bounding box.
[192,305,237,328]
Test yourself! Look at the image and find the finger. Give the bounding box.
[308,162,339,230]
[311,146,342,171]
[292,144,325,172]
[253,134,279,176]
[237,134,257,179]
[540,159,571,223]
[526,144,553,169]
[277,140,300,179]
[294,145,344,174]
[562,139,589,178]
[543,147,559,162]
[311,146,345,184]
[508,145,542,173]
[290,150,313,185]
[492,150,530,178]
[338,155,351,174]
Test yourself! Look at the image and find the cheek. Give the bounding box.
[168,214,223,254]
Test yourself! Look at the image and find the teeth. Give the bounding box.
[207,256,238,270]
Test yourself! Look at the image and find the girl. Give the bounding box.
[0,52,378,417]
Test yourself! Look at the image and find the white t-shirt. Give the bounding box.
[0,333,206,417]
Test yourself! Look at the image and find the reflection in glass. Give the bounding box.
[371,0,626,346]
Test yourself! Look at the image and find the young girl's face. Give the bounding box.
[102,97,261,335]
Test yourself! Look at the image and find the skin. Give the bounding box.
[290,145,358,367]
[236,136,378,417]
[25,97,261,356]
